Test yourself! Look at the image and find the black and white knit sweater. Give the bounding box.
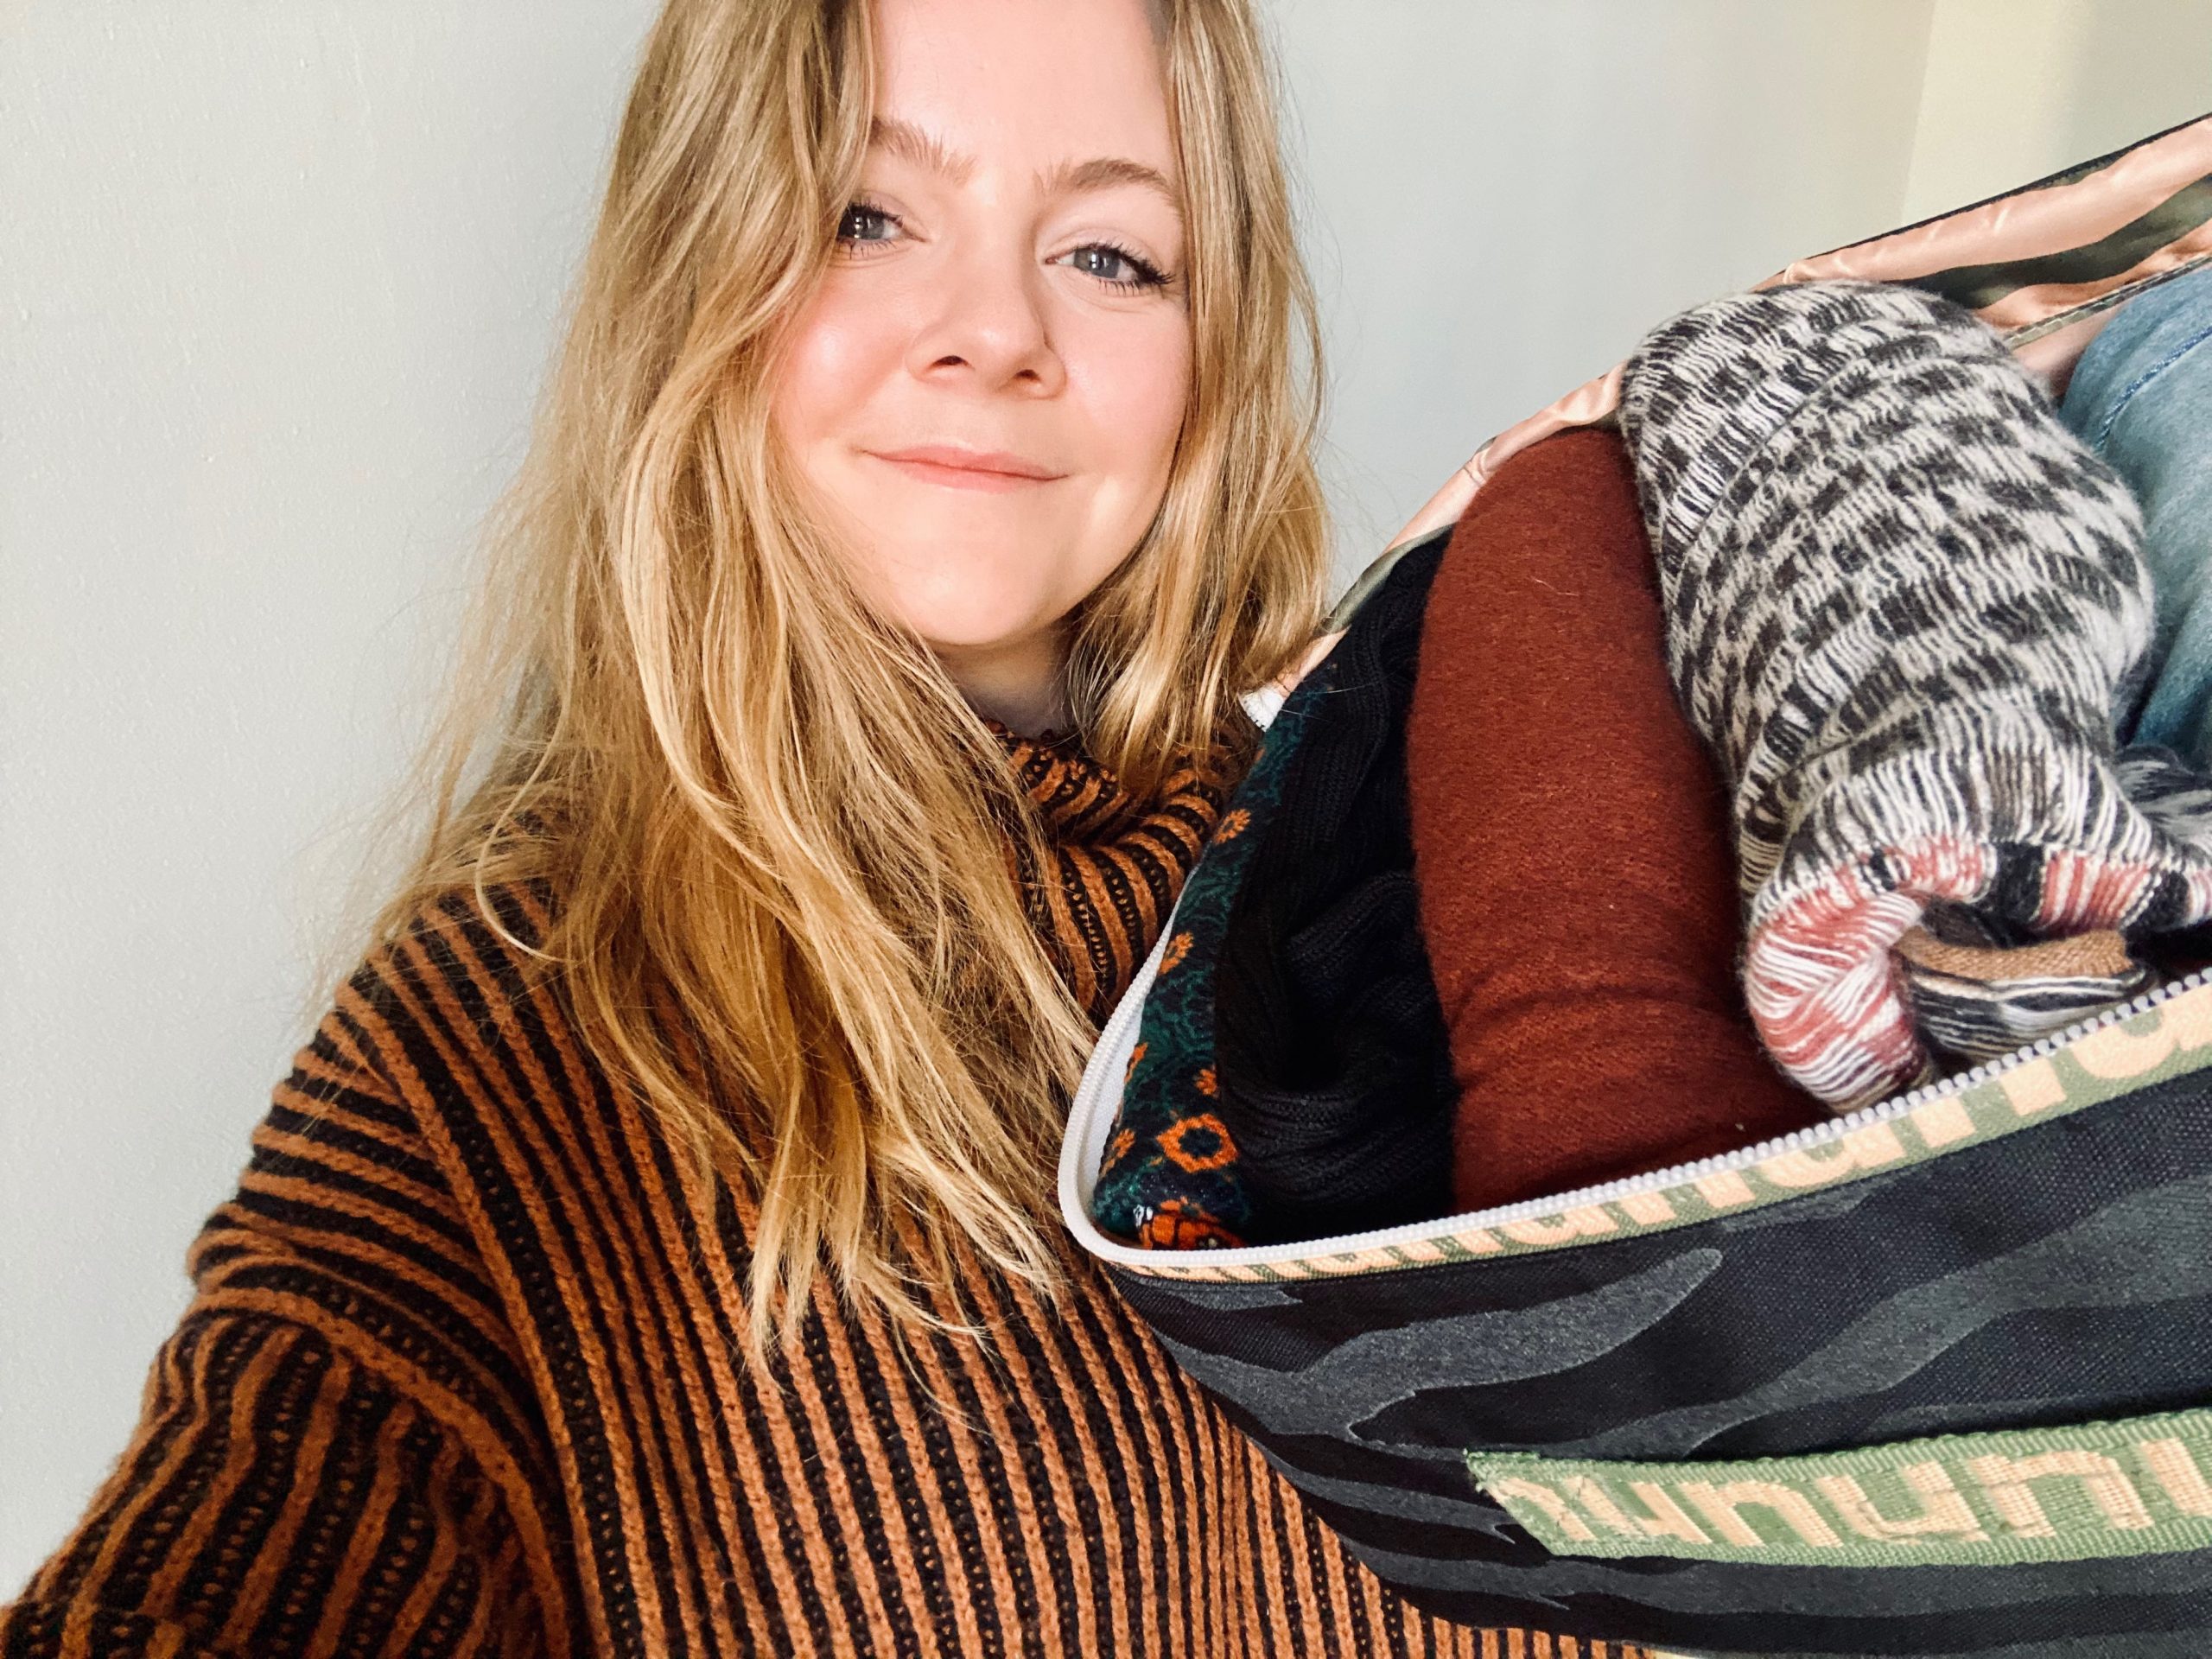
[1617,279,2212,1108]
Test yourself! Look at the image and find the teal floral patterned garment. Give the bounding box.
[1090,650,1343,1248]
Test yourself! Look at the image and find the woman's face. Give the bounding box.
[770,0,1192,715]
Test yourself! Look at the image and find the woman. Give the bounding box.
[0,0,1642,1654]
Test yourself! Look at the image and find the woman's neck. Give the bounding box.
[934,626,1071,737]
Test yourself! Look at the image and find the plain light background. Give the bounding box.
[5,0,2210,1591]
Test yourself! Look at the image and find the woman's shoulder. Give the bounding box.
[315,871,603,1164]
[248,868,587,1249]
[336,839,572,1025]
[358,874,565,1018]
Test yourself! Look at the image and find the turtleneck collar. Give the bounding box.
[984,717,1148,842]
[983,715,1237,1026]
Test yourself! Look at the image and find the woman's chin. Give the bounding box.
[907,606,1055,655]
[876,575,1065,656]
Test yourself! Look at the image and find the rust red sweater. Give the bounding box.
[1408,429,1816,1211]
[1,727,1649,1659]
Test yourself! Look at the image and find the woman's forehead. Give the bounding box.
[869,0,1177,177]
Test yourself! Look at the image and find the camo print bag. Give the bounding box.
[1058,114,2212,1659]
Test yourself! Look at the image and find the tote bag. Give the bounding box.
[1058,113,2212,1659]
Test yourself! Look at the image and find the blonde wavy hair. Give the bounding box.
[324,0,1329,1361]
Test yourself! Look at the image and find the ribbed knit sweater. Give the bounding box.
[0,726,1647,1658]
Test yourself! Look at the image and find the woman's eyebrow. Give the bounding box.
[1040,155,1181,212]
[868,118,1180,212]
[870,117,975,183]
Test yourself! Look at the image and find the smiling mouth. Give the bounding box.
[867,446,1067,493]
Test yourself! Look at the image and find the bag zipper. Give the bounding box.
[1465,957,2212,1230]
[1060,906,2212,1266]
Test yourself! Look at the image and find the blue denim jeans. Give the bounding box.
[2062,260,2212,765]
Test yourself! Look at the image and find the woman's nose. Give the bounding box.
[905,245,1066,397]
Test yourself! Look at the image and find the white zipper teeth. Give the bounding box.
[1065,937,2212,1268]
[1465,958,2212,1226]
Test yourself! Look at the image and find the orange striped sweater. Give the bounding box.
[1,727,1648,1658]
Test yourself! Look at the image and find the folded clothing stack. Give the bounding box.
[1090,275,2212,1250]
[1096,425,1837,1241]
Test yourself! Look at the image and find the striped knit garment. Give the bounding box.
[0,726,1644,1659]
[1617,277,2212,1111]
[1891,918,2148,1063]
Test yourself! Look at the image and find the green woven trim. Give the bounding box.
[1471,1407,2212,1567]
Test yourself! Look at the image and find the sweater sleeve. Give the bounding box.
[0,932,572,1659]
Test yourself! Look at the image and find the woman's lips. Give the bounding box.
[866,445,1067,493]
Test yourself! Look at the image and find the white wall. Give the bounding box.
[1269,0,1932,558]
[2,1,663,1587]
[1904,0,2212,224]
[4,0,2206,1594]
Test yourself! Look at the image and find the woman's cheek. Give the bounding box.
[777,264,938,442]
[1078,312,1193,505]
[772,304,880,448]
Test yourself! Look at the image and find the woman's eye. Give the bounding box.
[836,201,901,251]
[1064,243,1169,292]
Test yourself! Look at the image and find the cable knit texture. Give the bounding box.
[0,723,1644,1659]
